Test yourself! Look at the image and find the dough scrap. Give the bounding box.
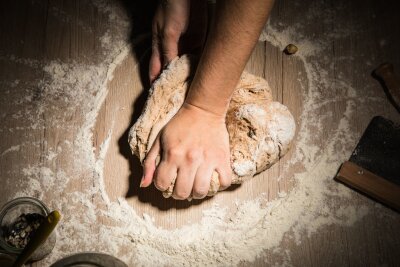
[128,55,296,198]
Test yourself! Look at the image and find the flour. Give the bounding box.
[232,160,256,177]
[236,104,268,128]
[2,0,397,266]
[96,129,113,203]
[17,167,69,200]
[1,145,20,157]
[265,103,296,148]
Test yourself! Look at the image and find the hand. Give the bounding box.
[140,103,232,200]
[149,0,207,83]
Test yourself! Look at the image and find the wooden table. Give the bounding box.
[0,0,399,266]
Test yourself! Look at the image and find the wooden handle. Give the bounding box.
[373,63,400,111]
[336,161,400,212]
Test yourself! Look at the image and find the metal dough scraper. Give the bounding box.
[335,63,400,212]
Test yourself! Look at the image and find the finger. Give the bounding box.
[172,165,198,200]
[141,137,161,188]
[192,165,213,199]
[161,27,180,66]
[154,161,177,192]
[216,166,232,191]
[149,34,162,83]
[162,0,189,64]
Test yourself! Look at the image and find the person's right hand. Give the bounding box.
[140,103,232,200]
[149,0,208,83]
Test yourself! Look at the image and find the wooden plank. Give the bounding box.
[0,0,399,266]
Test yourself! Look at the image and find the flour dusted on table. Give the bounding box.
[3,0,397,266]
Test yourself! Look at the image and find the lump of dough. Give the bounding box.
[128,55,296,198]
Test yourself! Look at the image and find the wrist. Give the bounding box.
[181,102,226,122]
[185,84,231,117]
[184,98,229,117]
[185,58,236,116]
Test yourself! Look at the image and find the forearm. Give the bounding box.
[185,0,274,116]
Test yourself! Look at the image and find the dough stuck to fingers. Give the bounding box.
[128,55,296,199]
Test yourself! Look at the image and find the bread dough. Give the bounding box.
[128,55,296,198]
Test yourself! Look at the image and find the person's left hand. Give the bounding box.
[149,0,208,83]
[140,103,232,200]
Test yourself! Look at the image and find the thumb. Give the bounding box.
[141,137,161,188]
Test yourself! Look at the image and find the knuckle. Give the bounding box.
[163,26,180,41]
[186,150,201,163]
[167,147,182,159]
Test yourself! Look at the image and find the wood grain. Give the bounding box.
[0,0,399,266]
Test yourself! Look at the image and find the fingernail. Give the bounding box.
[139,176,145,188]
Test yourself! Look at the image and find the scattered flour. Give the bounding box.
[236,104,268,125]
[232,160,257,177]
[1,145,20,157]
[1,0,397,266]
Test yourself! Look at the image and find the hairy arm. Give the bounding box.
[186,0,274,115]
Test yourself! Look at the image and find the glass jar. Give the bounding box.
[0,197,56,261]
